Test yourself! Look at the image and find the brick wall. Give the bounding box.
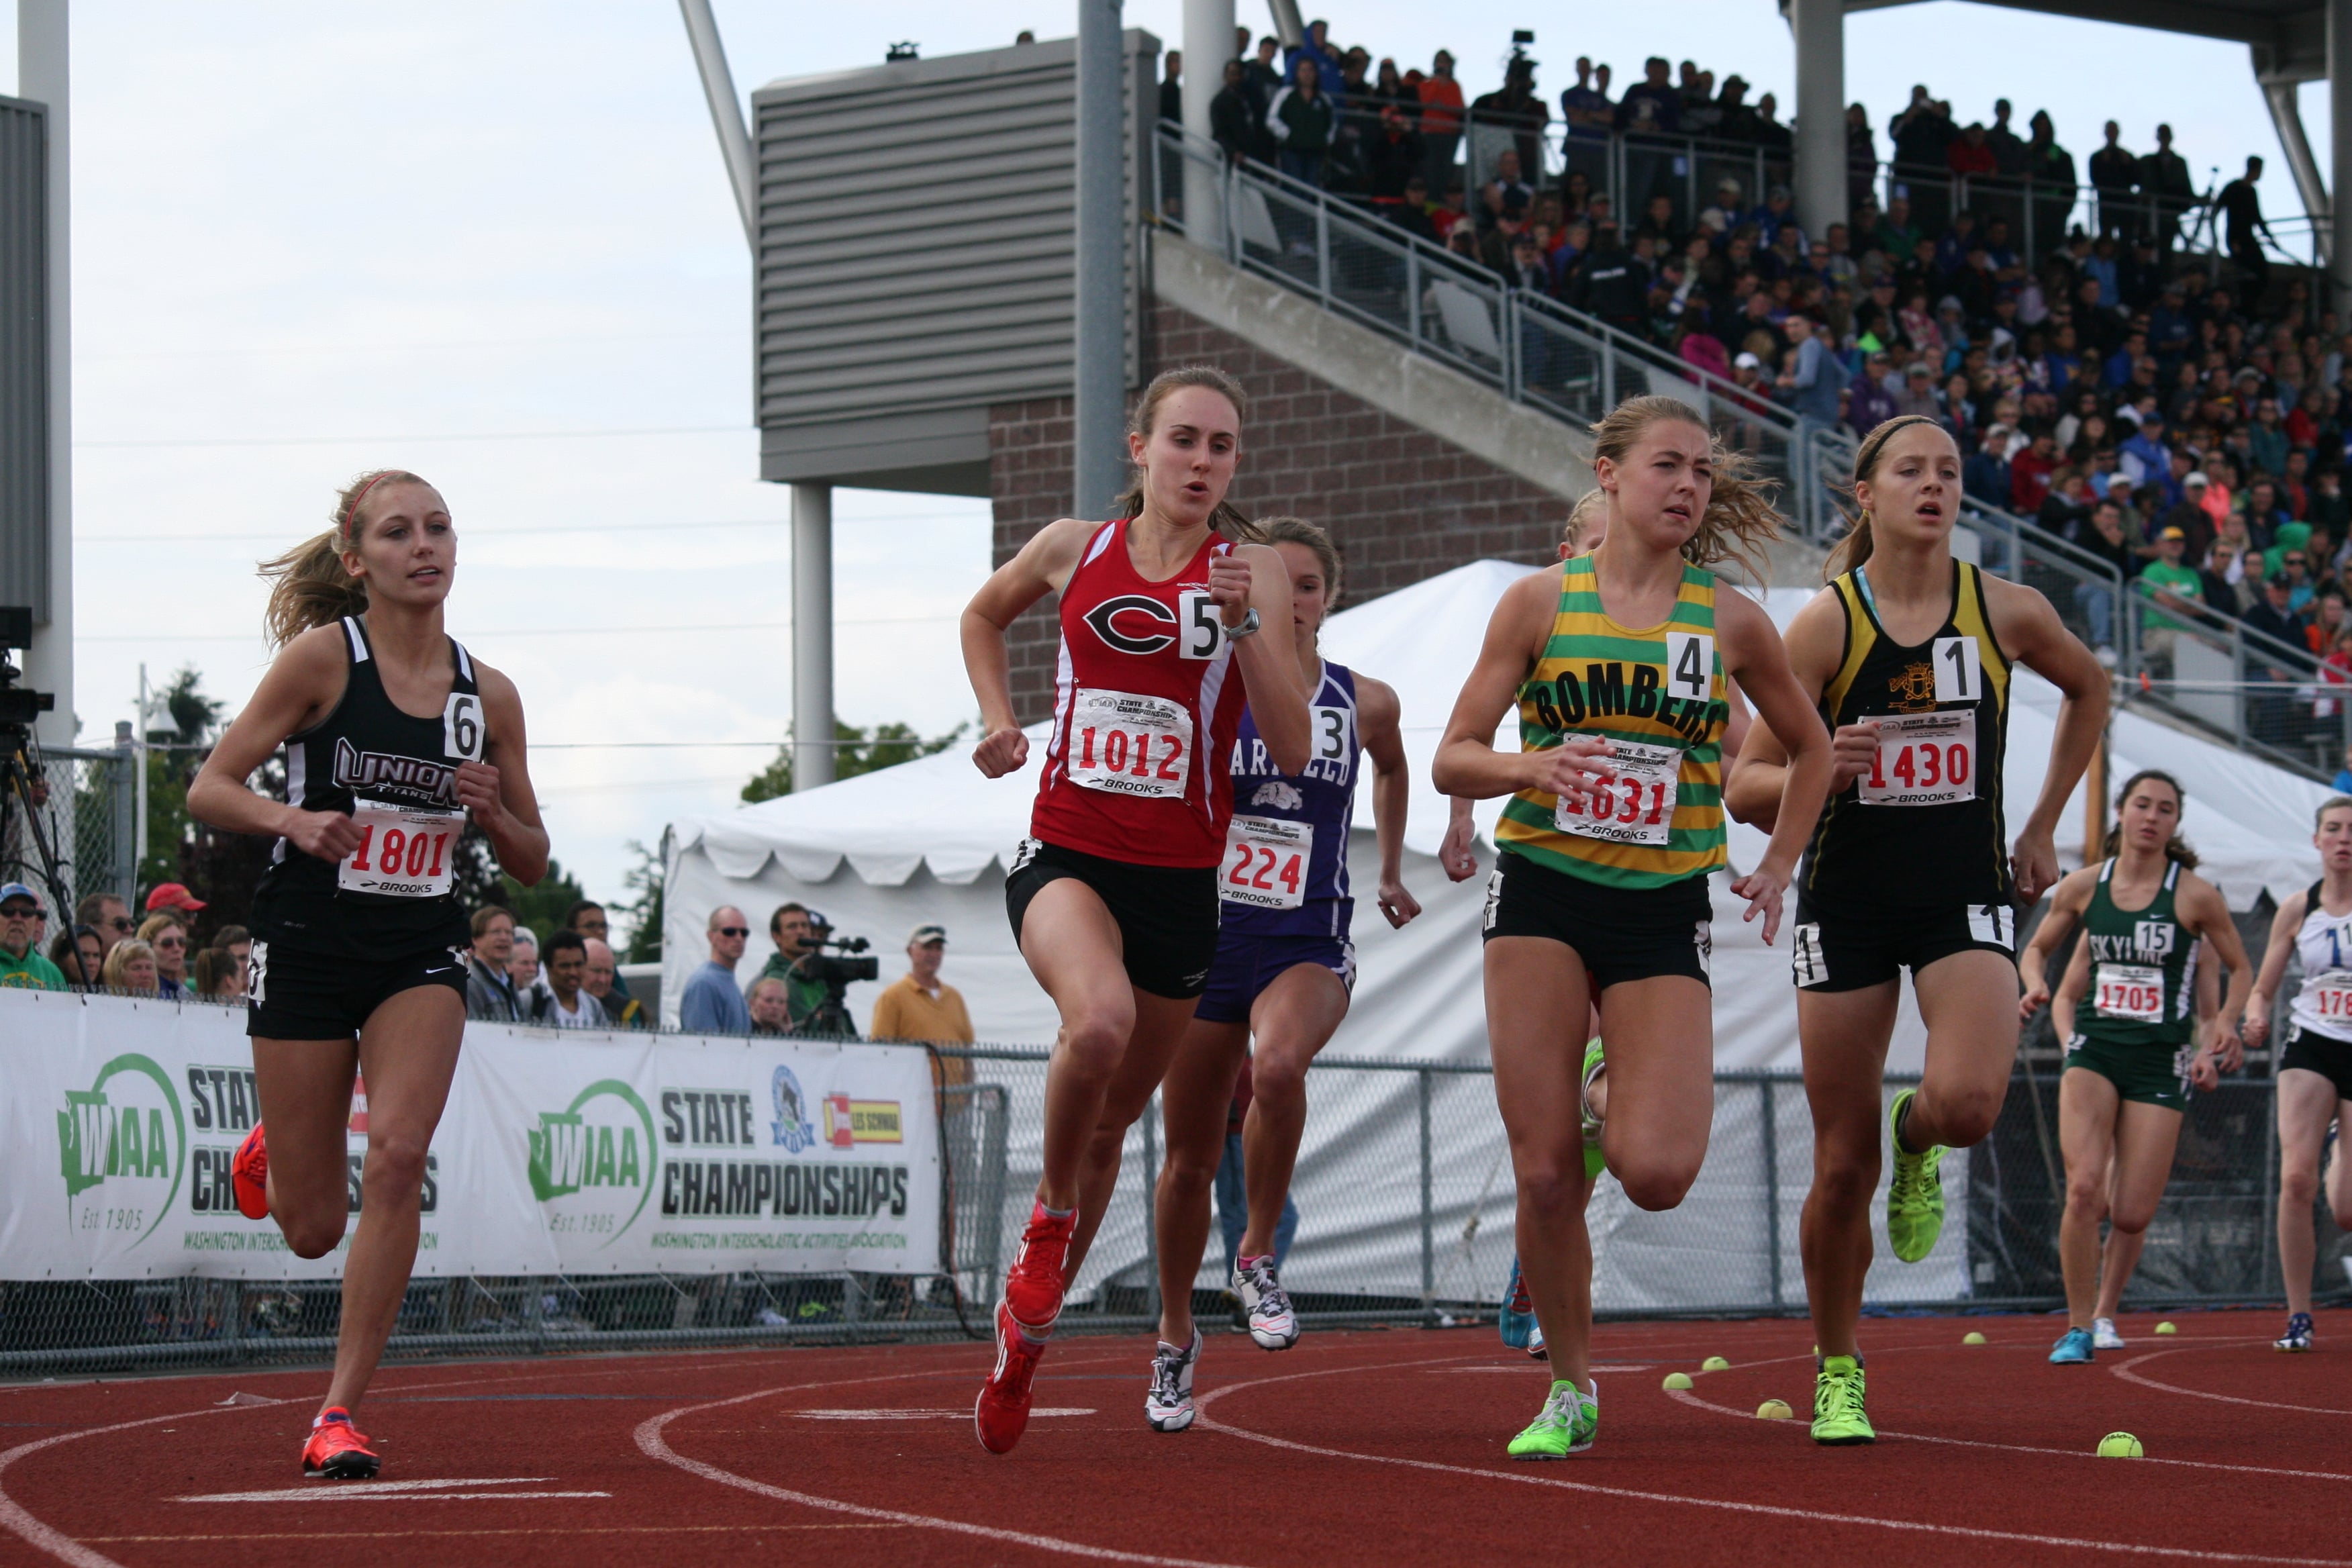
[987,301,1569,722]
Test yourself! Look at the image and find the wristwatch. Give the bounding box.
[1223,607,1262,640]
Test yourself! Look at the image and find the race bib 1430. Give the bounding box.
[1859,710,1975,806]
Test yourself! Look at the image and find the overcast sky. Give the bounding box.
[3,0,2328,910]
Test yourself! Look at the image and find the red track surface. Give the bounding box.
[3,1309,2346,1568]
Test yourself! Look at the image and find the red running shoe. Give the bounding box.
[300,1408,379,1479]
[232,1124,271,1221]
[1001,1202,1075,1332]
[974,1304,1048,1454]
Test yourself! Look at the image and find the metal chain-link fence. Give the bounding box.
[0,742,136,918]
[3,1036,2339,1377]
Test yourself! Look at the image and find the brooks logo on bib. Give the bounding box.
[1222,816,1312,909]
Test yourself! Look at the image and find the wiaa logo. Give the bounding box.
[1082,594,1179,654]
[1251,780,1305,811]
[527,1078,658,1244]
[56,1053,187,1247]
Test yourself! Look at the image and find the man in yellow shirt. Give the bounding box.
[867,924,973,1085]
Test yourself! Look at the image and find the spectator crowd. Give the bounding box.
[1174,21,2344,756]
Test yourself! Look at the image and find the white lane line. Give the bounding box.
[179,1491,609,1504]
[636,1395,1248,1568]
[177,1477,607,1504]
[794,1408,1095,1420]
[1189,1357,2352,1567]
[2111,1343,2352,1416]
[0,1395,295,1568]
[1660,1383,2352,1483]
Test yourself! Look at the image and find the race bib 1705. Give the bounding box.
[338,799,464,898]
[1067,689,1193,799]
[1552,738,1682,848]
[1221,816,1314,910]
[2094,962,2165,1023]
[1859,710,1975,806]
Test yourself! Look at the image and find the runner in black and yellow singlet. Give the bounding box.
[1729,415,2108,1446]
[2017,770,2249,1363]
[1434,395,1831,1461]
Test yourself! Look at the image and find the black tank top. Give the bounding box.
[1799,561,2014,913]
[248,615,485,957]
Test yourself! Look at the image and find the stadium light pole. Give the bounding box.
[677,1,836,792]
[1181,0,1232,250]
[1787,0,1845,252]
[19,0,74,746]
[1074,0,1126,518]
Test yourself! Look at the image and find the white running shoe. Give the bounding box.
[1144,1330,1202,1432]
[2092,1316,2125,1351]
[1527,1317,1548,1361]
[1233,1255,1300,1350]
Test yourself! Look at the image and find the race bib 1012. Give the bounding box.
[1067,689,1193,799]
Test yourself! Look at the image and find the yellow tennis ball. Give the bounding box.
[1662,1371,1694,1390]
[1962,1330,1988,1344]
[2097,1432,2143,1458]
[2155,1321,2177,1336]
[1702,1355,1731,1371]
[1755,1398,1793,1420]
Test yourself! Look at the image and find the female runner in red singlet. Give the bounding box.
[961,366,1310,1454]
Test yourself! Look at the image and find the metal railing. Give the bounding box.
[4,1038,2338,1377]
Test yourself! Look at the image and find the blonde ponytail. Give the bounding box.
[258,469,427,648]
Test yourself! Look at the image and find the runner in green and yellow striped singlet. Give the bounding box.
[1432,395,1833,1462]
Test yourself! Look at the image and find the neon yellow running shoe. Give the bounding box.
[1507,1378,1597,1459]
[1885,1088,1947,1264]
[1811,1354,1875,1445]
[1580,1037,1607,1182]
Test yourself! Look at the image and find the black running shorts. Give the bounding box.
[1005,838,1221,999]
[1790,895,2020,993]
[247,938,470,1040]
[1479,850,1712,991]
[2280,1028,2352,1102]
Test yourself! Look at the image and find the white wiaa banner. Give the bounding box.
[0,988,942,1280]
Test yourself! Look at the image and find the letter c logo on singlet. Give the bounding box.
[1083,595,1179,654]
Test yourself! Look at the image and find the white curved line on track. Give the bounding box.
[1659,1377,2352,1483]
[2109,1342,2352,1416]
[633,1351,1251,1568]
[1189,1356,2352,1567]
[0,1395,295,1568]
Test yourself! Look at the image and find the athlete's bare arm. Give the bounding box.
[1222,541,1314,775]
[2240,889,2307,1048]
[462,664,549,887]
[1439,795,1479,881]
[2049,923,2093,1036]
[1356,673,1421,928]
[1716,585,1832,944]
[2017,867,2098,1019]
[1429,567,1610,806]
[189,627,364,860]
[2188,937,2224,1089]
[1722,586,1855,833]
[960,518,1101,779]
[2180,871,2253,1067]
[1981,576,2112,903]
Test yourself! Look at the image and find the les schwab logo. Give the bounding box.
[771,1064,901,1150]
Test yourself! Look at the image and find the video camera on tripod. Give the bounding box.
[0,605,70,934]
[793,910,879,1038]
[0,606,56,734]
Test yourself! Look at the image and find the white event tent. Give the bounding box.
[658,560,2329,1310]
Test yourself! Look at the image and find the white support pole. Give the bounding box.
[1074,0,1127,518]
[19,0,73,746]
[2259,77,2331,232]
[1787,0,1846,248]
[790,483,834,793]
[2331,0,2352,305]
[677,0,757,250]
[1182,0,1233,248]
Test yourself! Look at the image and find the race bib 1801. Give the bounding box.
[338,799,464,898]
[1859,710,1976,806]
[1067,689,1193,799]
[2094,962,2166,1023]
[1221,816,1314,910]
[1552,738,1683,848]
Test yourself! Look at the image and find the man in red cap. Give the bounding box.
[146,882,207,917]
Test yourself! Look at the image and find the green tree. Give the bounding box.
[139,666,225,903]
[741,720,967,803]
[617,838,665,963]
[493,856,588,944]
